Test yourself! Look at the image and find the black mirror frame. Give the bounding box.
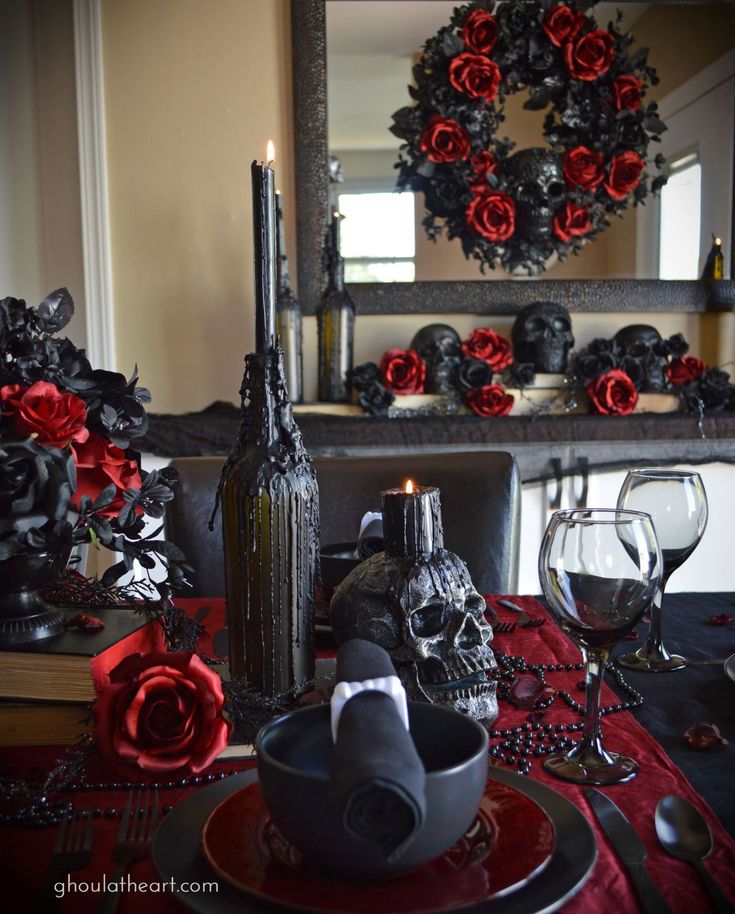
[291,0,735,316]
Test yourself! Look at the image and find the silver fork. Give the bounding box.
[34,809,94,913]
[497,599,546,628]
[97,787,159,914]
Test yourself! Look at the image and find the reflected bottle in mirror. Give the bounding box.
[539,508,662,785]
[616,469,708,673]
[318,211,355,402]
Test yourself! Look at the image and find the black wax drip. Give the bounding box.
[382,487,444,560]
[318,212,355,402]
[215,346,320,696]
[275,193,303,403]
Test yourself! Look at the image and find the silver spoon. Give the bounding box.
[655,795,735,914]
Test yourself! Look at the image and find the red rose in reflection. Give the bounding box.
[465,384,514,417]
[71,432,142,516]
[462,328,513,371]
[553,201,591,242]
[564,29,616,81]
[461,9,498,54]
[449,52,502,102]
[466,191,515,243]
[93,651,231,774]
[605,151,644,200]
[419,116,470,164]
[543,4,584,47]
[587,369,639,415]
[0,381,89,448]
[469,151,498,192]
[563,146,605,190]
[380,348,426,395]
[665,357,707,385]
[613,75,642,111]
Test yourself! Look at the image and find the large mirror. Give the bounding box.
[292,0,735,313]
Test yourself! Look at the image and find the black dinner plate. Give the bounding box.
[151,767,597,914]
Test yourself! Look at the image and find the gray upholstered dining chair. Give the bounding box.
[164,451,520,597]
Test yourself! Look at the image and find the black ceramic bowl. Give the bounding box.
[256,701,488,879]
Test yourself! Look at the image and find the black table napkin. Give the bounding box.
[330,640,427,862]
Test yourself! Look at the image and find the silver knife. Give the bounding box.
[586,789,673,914]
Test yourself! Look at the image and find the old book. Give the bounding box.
[0,700,91,746]
[0,608,165,703]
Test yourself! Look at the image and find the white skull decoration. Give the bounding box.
[330,551,498,723]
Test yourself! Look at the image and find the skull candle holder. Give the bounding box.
[329,484,498,725]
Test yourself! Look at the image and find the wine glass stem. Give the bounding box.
[643,578,668,654]
[579,647,610,757]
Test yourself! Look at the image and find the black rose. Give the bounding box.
[0,436,75,559]
[620,356,645,390]
[575,351,617,381]
[615,113,646,150]
[425,175,464,217]
[81,369,149,448]
[698,369,734,411]
[587,337,621,358]
[0,297,31,340]
[664,333,689,358]
[510,362,536,388]
[497,1,538,37]
[352,362,383,391]
[455,358,493,393]
[358,381,395,417]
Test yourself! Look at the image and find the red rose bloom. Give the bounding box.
[461,9,498,54]
[380,348,426,395]
[466,191,515,243]
[93,651,231,774]
[0,380,89,449]
[605,151,644,200]
[553,201,591,242]
[665,356,707,385]
[466,384,514,417]
[564,29,616,81]
[72,432,142,516]
[461,328,513,372]
[449,52,502,102]
[613,75,642,111]
[563,146,604,190]
[587,369,639,415]
[543,4,584,48]
[469,150,498,192]
[419,115,470,164]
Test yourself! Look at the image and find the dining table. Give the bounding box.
[1,591,733,914]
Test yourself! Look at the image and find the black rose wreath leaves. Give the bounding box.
[391,0,667,274]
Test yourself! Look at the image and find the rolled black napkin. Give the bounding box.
[355,513,384,559]
[330,640,426,863]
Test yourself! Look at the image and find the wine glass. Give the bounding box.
[617,469,708,672]
[539,508,662,785]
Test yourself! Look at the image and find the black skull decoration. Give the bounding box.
[329,485,498,724]
[512,301,574,374]
[410,324,462,394]
[614,325,666,392]
[505,148,565,247]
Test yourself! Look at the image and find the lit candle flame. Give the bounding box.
[266,140,275,164]
[715,237,722,246]
[405,479,414,494]
[333,210,340,219]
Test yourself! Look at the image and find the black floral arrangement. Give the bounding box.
[391,0,667,274]
[0,289,190,592]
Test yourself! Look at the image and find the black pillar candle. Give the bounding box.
[381,482,444,560]
[251,158,276,353]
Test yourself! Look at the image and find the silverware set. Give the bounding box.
[486,598,546,633]
[33,810,94,914]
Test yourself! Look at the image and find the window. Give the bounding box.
[658,153,702,280]
[337,192,415,282]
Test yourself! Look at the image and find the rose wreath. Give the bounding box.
[391,0,667,274]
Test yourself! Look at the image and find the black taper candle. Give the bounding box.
[251,159,276,353]
[381,485,444,560]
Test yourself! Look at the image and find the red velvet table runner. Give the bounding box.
[1,595,733,914]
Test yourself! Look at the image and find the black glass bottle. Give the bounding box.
[275,192,303,403]
[318,211,355,402]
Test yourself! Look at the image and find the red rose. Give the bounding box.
[419,115,470,164]
[553,201,591,242]
[604,151,644,200]
[93,651,231,774]
[563,145,604,190]
[466,191,515,243]
[469,150,498,192]
[466,384,514,417]
[543,4,584,48]
[587,369,639,415]
[461,328,513,372]
[564,29,616,81]
[665,356,707,385]
[613,75,642,111]
[380,348,426,395]
[449,52,502,102]
[0,380,89,448]
[72,432,142,516]
[461,9,498,54]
